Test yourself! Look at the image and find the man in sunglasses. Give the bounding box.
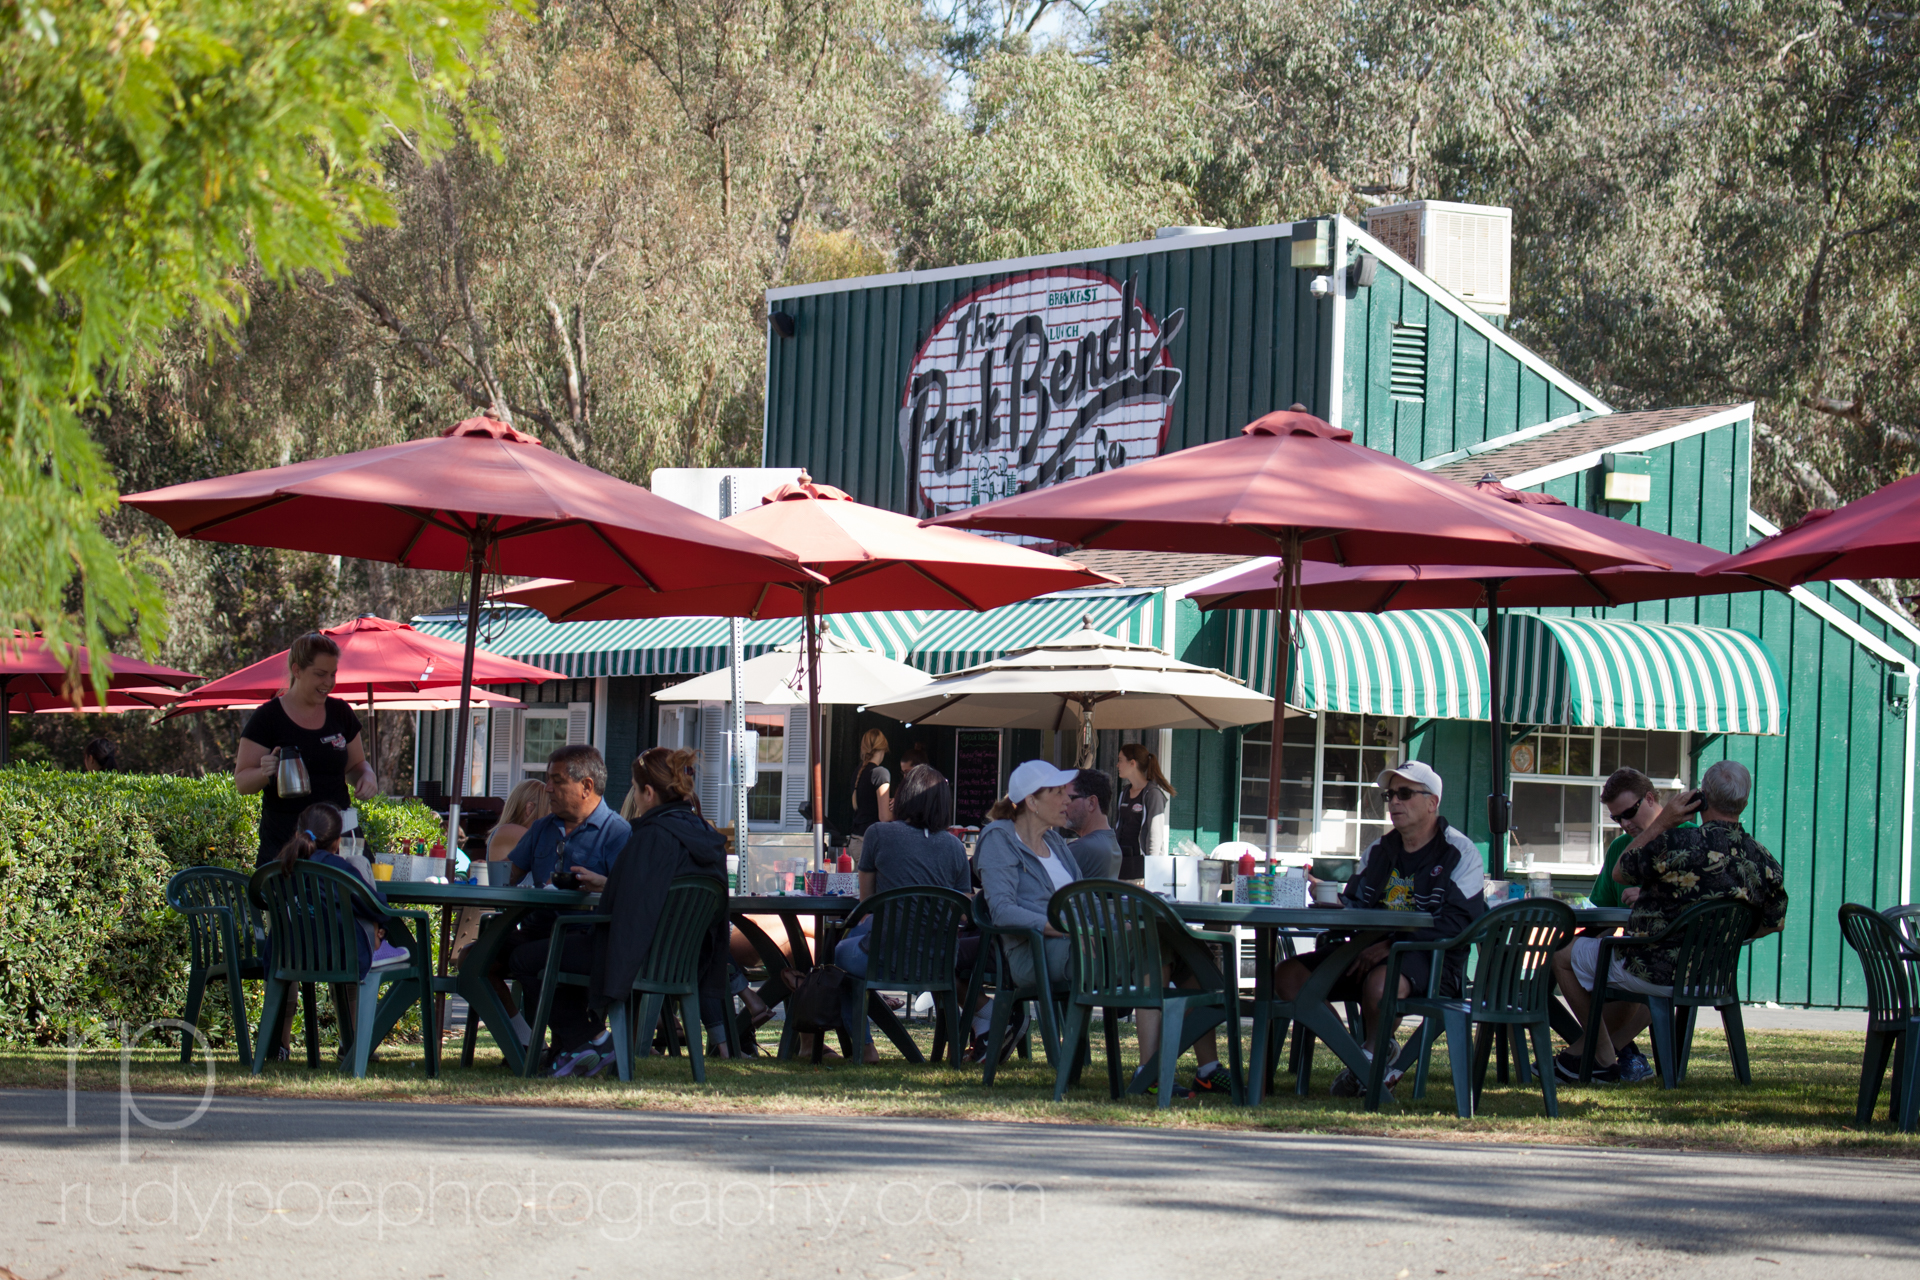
[1274,761,1486,1097]
[1592,768,1693,910]
[1062,769,1123,879]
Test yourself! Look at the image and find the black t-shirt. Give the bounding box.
[241,696,363,862]
[853,762,891,835]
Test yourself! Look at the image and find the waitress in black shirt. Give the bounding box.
[235,632,377,865]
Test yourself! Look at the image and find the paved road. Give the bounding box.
[3,1089,1915,1279]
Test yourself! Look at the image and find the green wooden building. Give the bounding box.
[751,210,1919,1008]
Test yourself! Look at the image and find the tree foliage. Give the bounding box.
[0,0,504,671]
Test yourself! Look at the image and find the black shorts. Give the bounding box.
[1289,945,1457,1001]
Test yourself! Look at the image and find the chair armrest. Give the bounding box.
[1184,927,1236,947]
[1384,937,1453,955]
[552,913,614,931]
[377,907,435,929]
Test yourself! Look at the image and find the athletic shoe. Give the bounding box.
[1330,1041,1397,1097]
[547,1046,605,1078]
[1189,1065,1234,1095]
[1616,1051,1656,1083]
[1554,1051,1620,1083]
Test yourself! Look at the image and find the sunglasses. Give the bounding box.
[1608,795,1650,824]
[1379,786,1432,802]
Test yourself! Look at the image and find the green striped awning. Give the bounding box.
[411,590,1159,680]
[1501,614,1785,735]
[907,589,1163,675]
[1226,608,1490,719]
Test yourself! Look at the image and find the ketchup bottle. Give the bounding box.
[837,851,854,872]
[1237,851,1257,878]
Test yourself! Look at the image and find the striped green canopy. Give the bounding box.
[1226,608,1491,719]
[1500,614,1785,735]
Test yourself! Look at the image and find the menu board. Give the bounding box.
[953,730,1002,827]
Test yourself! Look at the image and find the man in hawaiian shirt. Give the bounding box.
[1553,759,1787,1082]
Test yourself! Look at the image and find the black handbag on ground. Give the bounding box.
[782,964,853,1033]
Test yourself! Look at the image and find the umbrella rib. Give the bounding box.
[183,494,294,537]
[898,562,990,611]
[581,524,663,591]
[387,506,476,544]
[554,583,626,622]
[1171,694,1225,731]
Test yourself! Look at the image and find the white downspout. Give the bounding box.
[1326,216,1350,429]
[1904,667,1916,904]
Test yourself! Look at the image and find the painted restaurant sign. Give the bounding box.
[897,269,1186,519]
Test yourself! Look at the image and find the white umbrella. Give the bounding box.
[655,630,933,707]
[865,626,1276,765]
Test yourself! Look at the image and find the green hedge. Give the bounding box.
[0,768,442,1048]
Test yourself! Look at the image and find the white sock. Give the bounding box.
[510,1013,531,1045]
[1196,1061,1222,1079]
[972,1005,994,1036]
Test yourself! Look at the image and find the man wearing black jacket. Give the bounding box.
[1277,761,1486,1096]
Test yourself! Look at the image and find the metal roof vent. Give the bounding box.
[1154,225,1227,238]
[1362,201,1512,318]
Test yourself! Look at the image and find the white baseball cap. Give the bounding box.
[1007,759,1080,805]
[1375,760,1444,802]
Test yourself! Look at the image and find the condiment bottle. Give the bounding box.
[1237,851,1257,878]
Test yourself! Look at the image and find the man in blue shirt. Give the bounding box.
[503,745,632,1074]
[507,744,631,888]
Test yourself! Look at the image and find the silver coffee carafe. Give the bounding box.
[276,745,311,799]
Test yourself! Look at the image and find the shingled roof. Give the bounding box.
[1057,548,1255,589]
[1427,405,1749,485]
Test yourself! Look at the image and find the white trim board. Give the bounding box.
[1498,404,1754,490]
[1341,218,1611,415]
[765,222,1312,303]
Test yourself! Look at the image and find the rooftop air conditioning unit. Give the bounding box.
[1362,201,1511,317]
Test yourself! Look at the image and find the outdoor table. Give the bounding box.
[1169,902,1434,1106]
[383,881,594,1076]
[731,895,896,1059]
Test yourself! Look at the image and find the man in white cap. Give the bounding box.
[1273,759,1486,1096]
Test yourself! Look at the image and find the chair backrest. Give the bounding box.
[1049,880,1179,1006]
[1462,899,1575,1019]
[1884,905,1920,957]
[1662,898,1756,1002]
[167,866,263,972]
[635,875,727,988]
[248,860,378,984]
[856,886,970,988]
[1840,903,1920,1024]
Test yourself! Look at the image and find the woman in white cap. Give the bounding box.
[967,759,1084,1062]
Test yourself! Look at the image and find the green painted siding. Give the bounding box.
[1167,596,1238,850]
[1342,256,1591,459]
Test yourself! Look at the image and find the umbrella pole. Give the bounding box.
[366,684,377,790]
[1484,579,1510,878]
[805,587,825,866]
[0,676,9,768]
[445,539,486,861]
[1266,533,1301,859]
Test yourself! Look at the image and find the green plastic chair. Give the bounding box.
[1365,898,1574,1118]
[1576,898,1755,1087]
[247,861,438,1079]
[1839,903,1920,1133]
[1048,879,1244,1109]
[962,890,1066,1083]
[827,886,972,1066]
[1884,904,1920,962]
[526,875,726,1083]
[166,866,267,1065]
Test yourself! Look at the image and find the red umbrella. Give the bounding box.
[122,417,818,844]
[1699,472,1920,586]
[1190,479,1775,865]
[157,616,564,780]
[1,636,199,764]
[929,410,1663,857]
[4,686,186,714]
[498,473,1115,856]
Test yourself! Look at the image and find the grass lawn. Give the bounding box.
[6,1017,1914,1159]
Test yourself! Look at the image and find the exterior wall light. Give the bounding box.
[1602,452,1652,504]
